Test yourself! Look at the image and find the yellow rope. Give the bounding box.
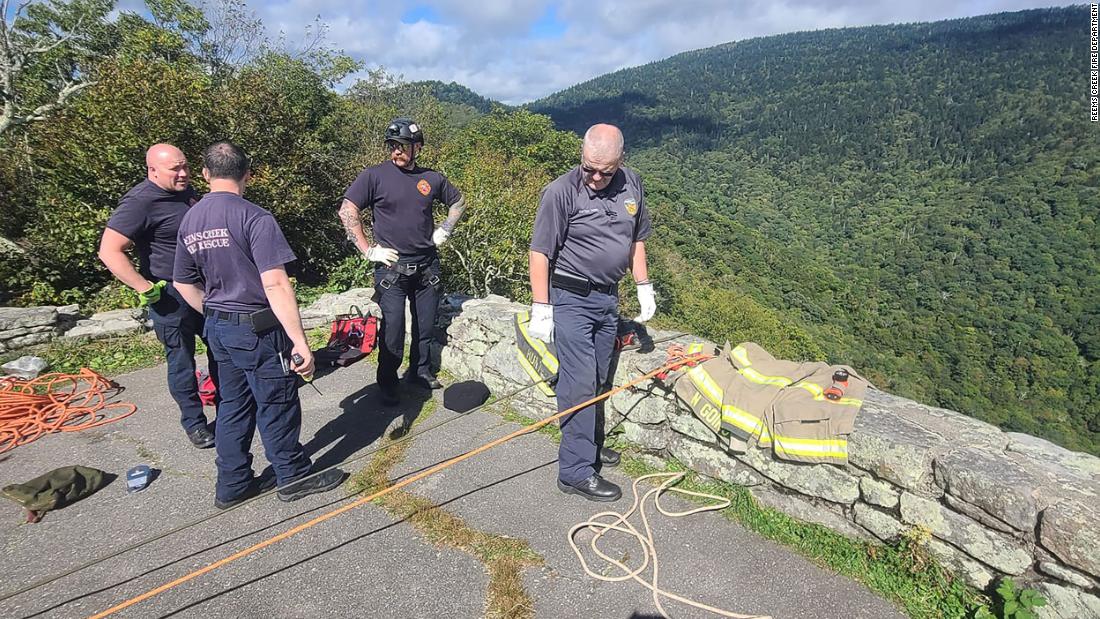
[568,472,771,619]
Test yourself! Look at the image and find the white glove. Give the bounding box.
[634,283,656,322]
[365,245,398,267]
[527,303,554,342]
[432,227,450,246]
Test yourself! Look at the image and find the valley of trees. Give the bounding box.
[531,7,1100,454]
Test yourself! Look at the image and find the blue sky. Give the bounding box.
[141,0,1069,104]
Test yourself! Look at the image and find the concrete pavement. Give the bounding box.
[0,360,905,618]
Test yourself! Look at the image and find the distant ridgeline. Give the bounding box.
[528,7,1100,455]
[406,80,500,113]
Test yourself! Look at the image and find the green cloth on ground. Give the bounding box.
[2,465,109,513]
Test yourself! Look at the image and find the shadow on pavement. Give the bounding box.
[302,380,432,472]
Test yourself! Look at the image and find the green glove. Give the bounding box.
[138,280,166,307]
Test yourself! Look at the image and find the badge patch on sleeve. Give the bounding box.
[417,179,432,196]
[624,198,638,216]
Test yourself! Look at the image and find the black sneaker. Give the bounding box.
[557,474,622,502]
[277,468,347,502]
[187,426,215,449]
[599,447,621,467]
[214,475,277,510]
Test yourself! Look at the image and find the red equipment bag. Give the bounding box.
[195,370,216,406]
[328,305,377,354]
[315,305,378,367]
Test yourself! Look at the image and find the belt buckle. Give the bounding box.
[406,263,418,274]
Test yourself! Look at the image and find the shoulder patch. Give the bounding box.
[417,179,431,196]
[624,198,638,216]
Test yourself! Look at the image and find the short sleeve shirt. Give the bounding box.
[530,166,652,286]
[105,180,198,281]
[343,161,462,256]
[173,192,297,313]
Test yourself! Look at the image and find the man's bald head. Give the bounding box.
[580,124,624,191]
[146,143,190,192]
[582,124,624,162]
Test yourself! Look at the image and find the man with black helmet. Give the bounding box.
[338,118,467,406]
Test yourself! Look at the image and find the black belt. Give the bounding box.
[390,262,424,276]
[550,269,617,296]
[203,308,255,325]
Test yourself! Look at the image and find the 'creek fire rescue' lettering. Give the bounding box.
[183,228,230,253]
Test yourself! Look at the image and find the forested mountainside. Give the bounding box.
[407,80,499,113]
[530,7,1100,454]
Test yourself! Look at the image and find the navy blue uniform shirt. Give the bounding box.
[106,180,198,281]
[173,192,296,313]
[531,166,652,286]
[343,161,462,256]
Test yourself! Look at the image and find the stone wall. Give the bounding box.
[0,306,62,352]
[438,295,1100,619]
[0,288,383,356]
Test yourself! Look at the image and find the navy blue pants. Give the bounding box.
[375,255,441,389]
[149,283,214,434]
[552,286,618,484]
[205,317,312,502]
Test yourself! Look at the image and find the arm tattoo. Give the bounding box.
[338,200,362,240]
[338,199,374,248]
[441,197,466,232]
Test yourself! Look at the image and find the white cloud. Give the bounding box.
[242,0,1064,104]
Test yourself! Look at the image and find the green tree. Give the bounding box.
[0,0,114,137]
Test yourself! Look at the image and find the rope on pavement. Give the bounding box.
[568,472,770,619]
[86,350,719,619]
[0,332,693,610]
[0,369,137,454]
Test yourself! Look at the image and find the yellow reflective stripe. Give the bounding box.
[514,349,555,396]
[518,311,558,373]
[731,345,752,367]
[686,342,707,354]
[795,382,863,406]
[721,404,770,440]
[687,367,723,408]
[799,382,824,397]
[739,367,792,387]
[773,436,848,459]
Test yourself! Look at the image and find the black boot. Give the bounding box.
[214,474,277,510]
[277,468,347,502]
[599,447,621,467]
[557,474,621,502]
[406,374,443,390]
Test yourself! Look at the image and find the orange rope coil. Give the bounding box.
[0,369,137,453]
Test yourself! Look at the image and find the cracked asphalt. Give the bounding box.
[0,360,905,618]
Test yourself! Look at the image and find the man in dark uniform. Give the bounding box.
[173,141,345,509]
[528,124,657,502]
[338,118,467,406]
[98,143,215,449]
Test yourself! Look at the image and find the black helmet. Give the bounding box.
[384,117,424,145]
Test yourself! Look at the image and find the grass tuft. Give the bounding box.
[348,397,544,618]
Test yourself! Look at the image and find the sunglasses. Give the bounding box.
[581,163,618,178]
[386,141,413,153]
